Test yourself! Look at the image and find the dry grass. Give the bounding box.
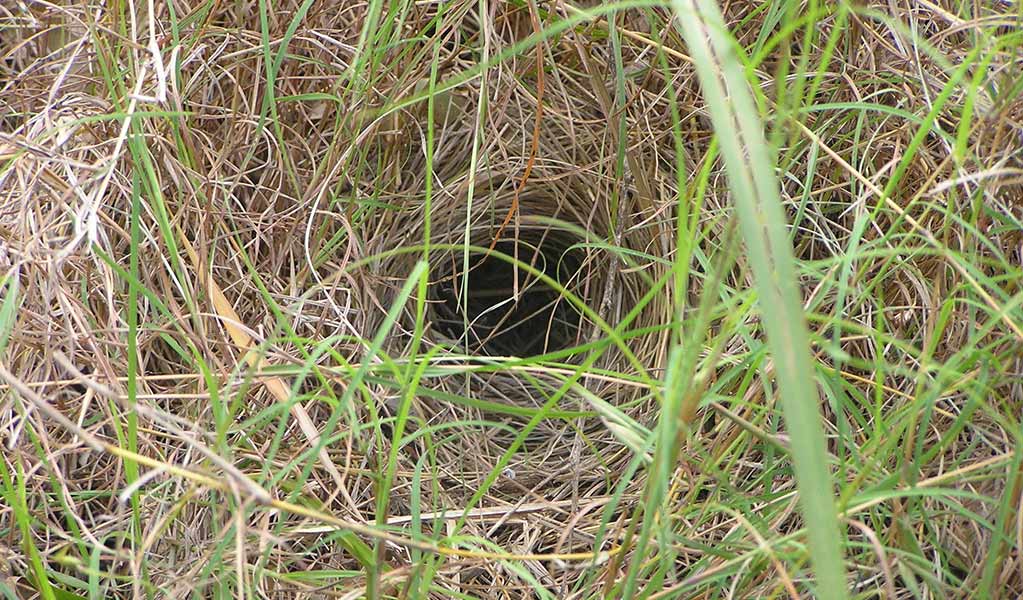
[1,0,1022,598]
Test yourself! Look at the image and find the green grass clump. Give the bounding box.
[1,0,1021,598]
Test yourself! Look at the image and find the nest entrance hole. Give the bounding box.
[430,237,586,357]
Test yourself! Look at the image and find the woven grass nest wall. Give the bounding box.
[362,174,671,392]
[2,0,1023,598]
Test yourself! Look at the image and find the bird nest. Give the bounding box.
[359,178,671,422]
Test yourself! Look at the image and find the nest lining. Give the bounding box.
[428,234,587,358]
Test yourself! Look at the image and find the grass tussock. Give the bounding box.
[1,0,1022,598]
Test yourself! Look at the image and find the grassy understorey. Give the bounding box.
[1,0,1022,598]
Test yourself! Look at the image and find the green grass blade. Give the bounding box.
[670,0,847,596]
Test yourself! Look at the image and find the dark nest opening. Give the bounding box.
[428,236,586,358]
